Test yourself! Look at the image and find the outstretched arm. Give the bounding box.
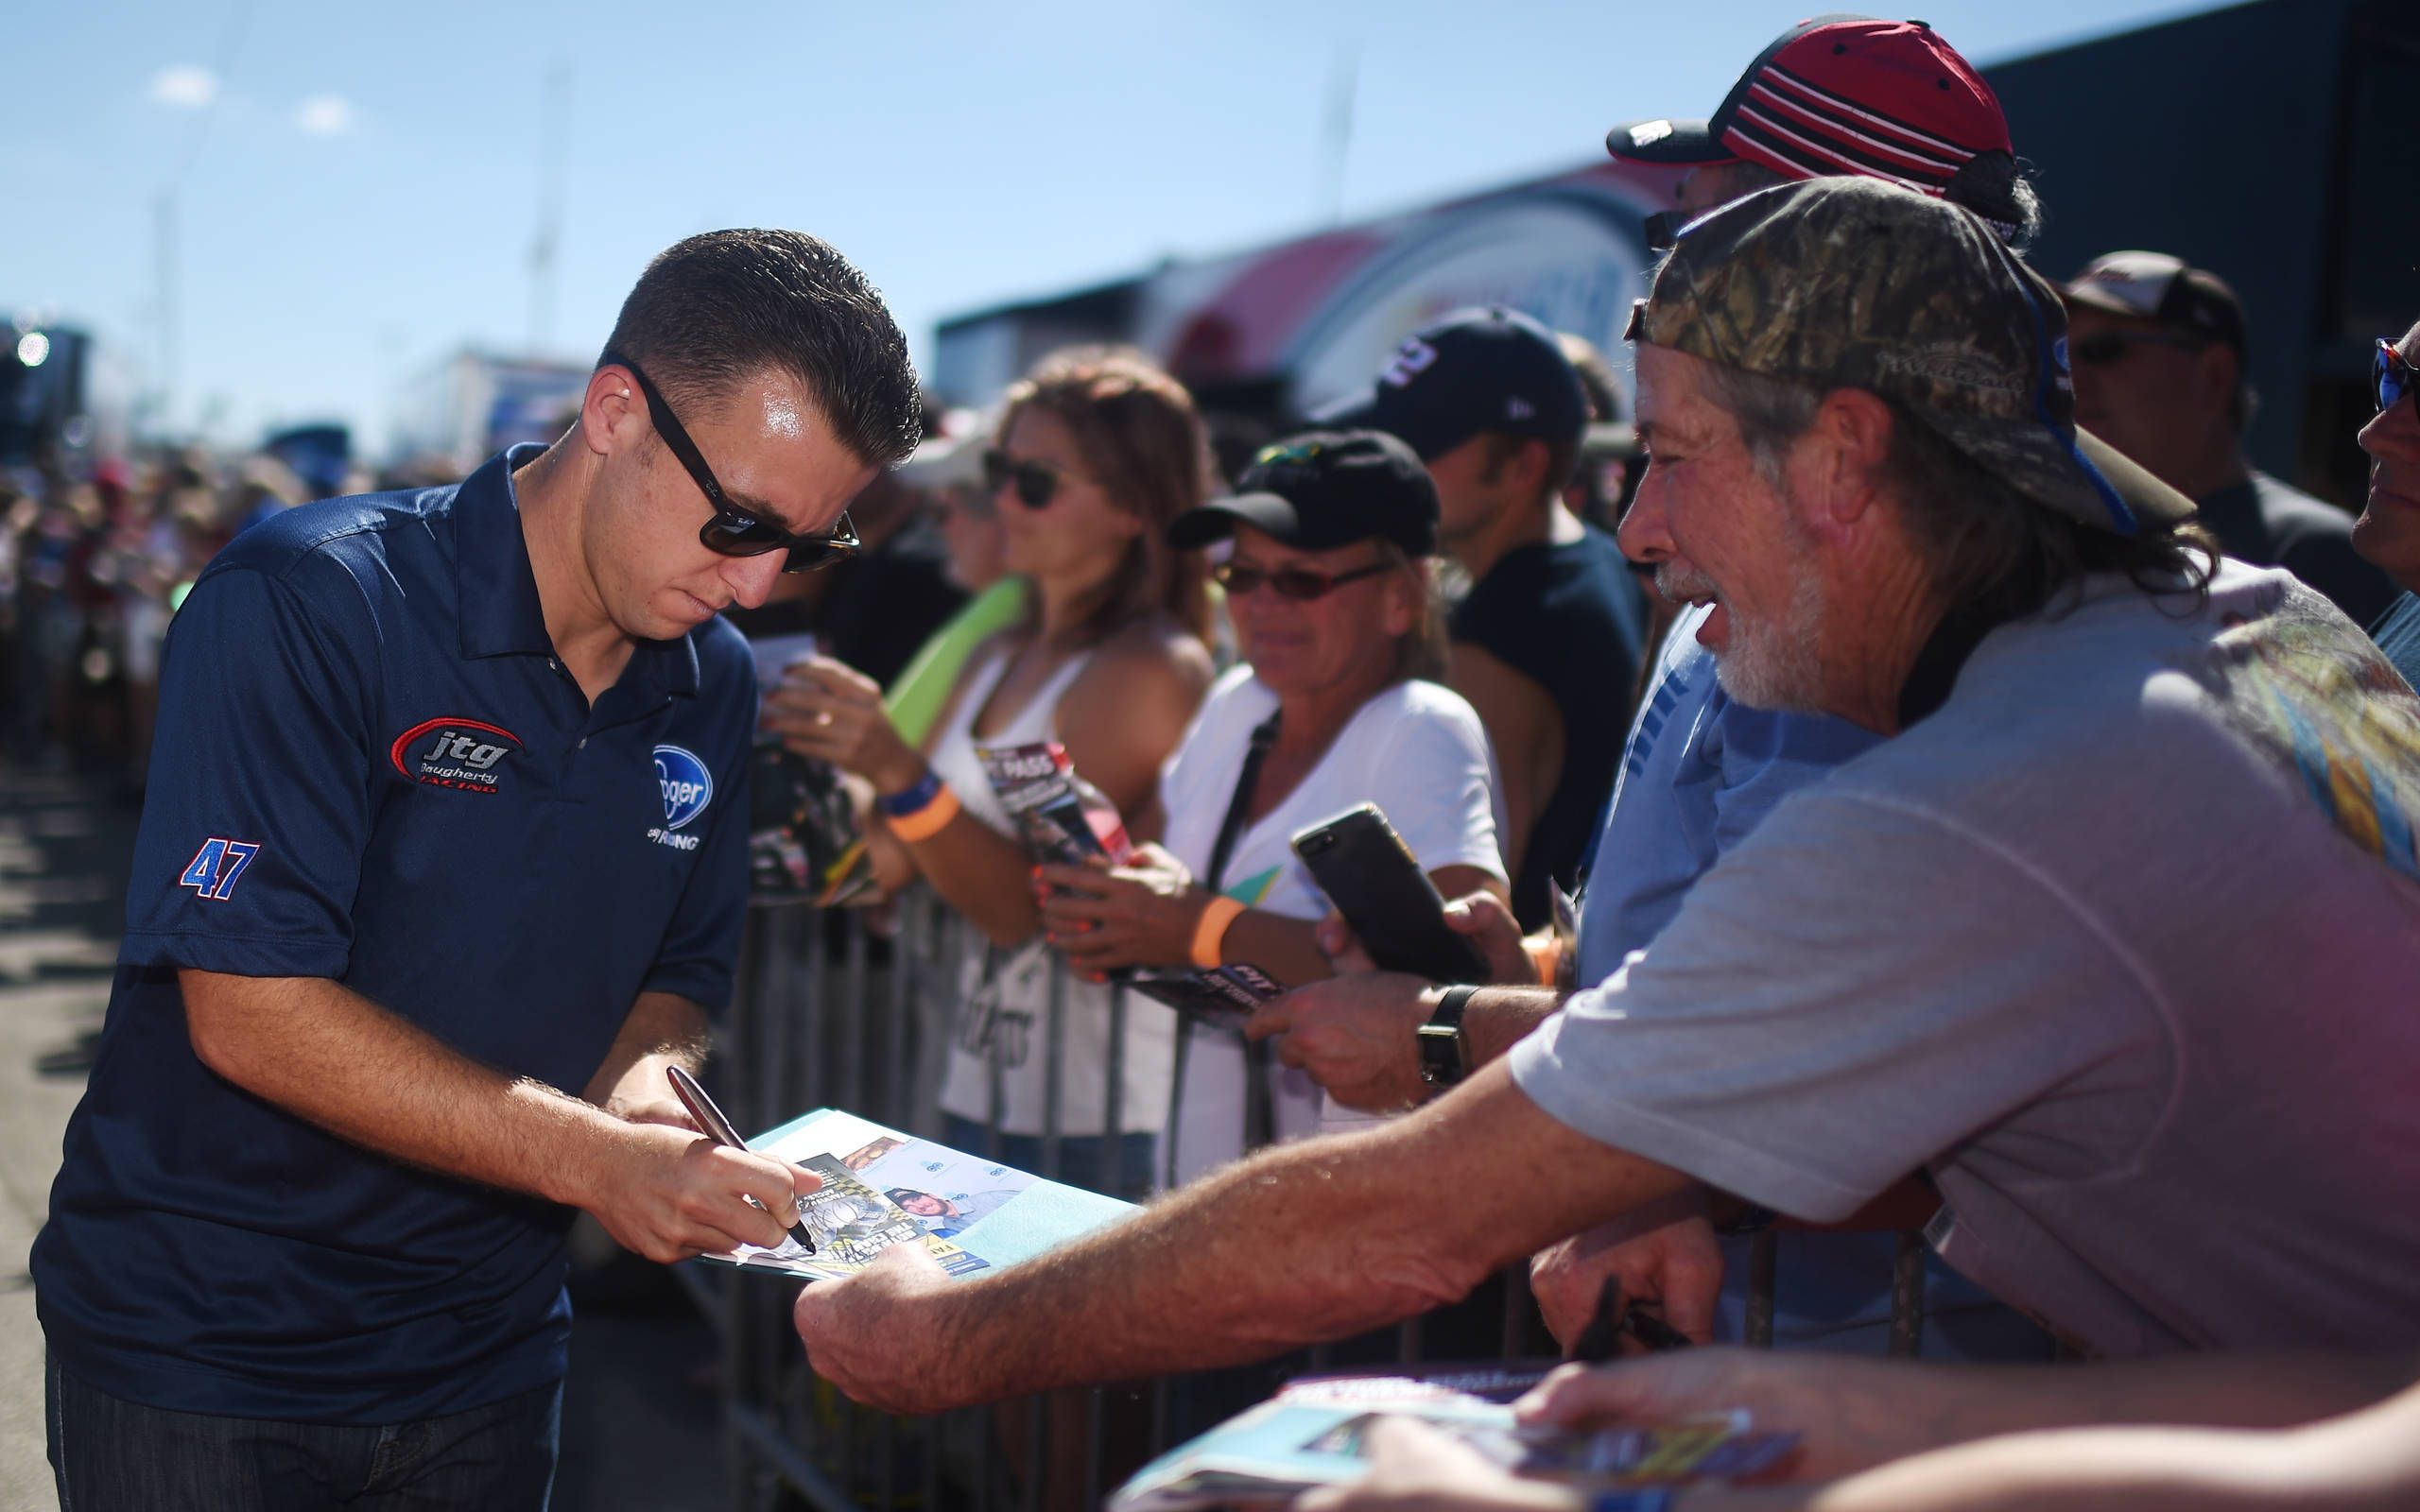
[1516,1349,2420,1484]
[792,1057,1693,1413]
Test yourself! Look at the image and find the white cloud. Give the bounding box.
[295,94,354,136]
[150,65,217,109]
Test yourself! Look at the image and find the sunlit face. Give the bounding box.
[2355,319,2420,591]
[2065,306,2227,492]
[1618,343,1827,711]
[587,367,877,641]
[1222,524,1416,696]
[930,483,1007,592]
[989,405,1143,587]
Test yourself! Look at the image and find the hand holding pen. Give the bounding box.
[1568,1276,1696,1364]
[666,1065,821,1254]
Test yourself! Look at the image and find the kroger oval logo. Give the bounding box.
[654,745,714,831]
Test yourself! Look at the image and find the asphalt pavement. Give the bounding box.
[0,769,728,1511]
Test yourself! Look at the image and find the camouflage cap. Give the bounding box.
[1629,176,2195,535]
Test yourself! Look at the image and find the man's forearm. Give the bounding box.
[584,989,711,1109]
[1462,986,1564,1066]
[1776,1350,2420,1479]
[897,1062,1689,1405]
[182,969,629,1209]
[1931,1350,2420,1443]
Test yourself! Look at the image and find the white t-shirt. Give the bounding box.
[1161,666,1505,1182]
[1511,562,2420,1355]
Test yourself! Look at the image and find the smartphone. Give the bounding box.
[1290,804,1490,984]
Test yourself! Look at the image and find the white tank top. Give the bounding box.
[927,643,1179,1153]
[925,644,1096,840]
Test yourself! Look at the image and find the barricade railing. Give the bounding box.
[693,890,1924,1512]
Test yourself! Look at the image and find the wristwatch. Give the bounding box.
[1416,986,1479,1090]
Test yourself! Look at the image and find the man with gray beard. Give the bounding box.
[790,182,2420,1411]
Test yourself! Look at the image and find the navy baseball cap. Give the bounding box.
[1168,430,1439,556]
[1314,307,1591,462]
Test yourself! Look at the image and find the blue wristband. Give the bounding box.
[877,768,945,817]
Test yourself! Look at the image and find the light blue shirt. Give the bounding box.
[1575,605,1882,986]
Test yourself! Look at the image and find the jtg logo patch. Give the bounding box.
[179,837,260,901]
[654,745,713,832]
[390,717,524,794]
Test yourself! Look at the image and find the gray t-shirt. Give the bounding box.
[1510,561,2420,1356]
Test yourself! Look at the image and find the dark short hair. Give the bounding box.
[1943,151,2043,252]
[884,1188,934,1206]
[601,229,924,469]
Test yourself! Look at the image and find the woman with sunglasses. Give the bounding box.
[766,347,1216,1195]
[2358,320,2420,691]
[1035,430,1508,1181]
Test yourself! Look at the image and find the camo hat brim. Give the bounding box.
[1629,176,2195,535]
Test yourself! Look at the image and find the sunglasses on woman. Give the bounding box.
[981,449,1097,509]
[603,348,860,573]
[2378,338,2418,420]
[1211,558,1391,602]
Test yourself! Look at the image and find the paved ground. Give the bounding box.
[0,769,726,1510]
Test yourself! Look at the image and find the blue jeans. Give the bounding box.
[45,1352,562,1511]
[941,1114,1156,1200]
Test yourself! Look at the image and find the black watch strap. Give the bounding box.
[1417,985,1479,1089]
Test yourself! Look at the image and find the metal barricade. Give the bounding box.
[697,891,1916,1511]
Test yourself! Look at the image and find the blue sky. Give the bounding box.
[5,0,2224,455]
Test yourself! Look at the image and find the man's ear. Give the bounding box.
[1795,388,1895,533]
[579,365,641,459]
[1514,438,1557,500]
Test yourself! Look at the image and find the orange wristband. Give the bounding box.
[1525,936,1560,987]
[886,782,960,843]
[1191,896,1246,970]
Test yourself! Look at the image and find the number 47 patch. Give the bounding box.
[179,837,261,901]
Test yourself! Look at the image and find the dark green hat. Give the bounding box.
[1628,176,2195,536]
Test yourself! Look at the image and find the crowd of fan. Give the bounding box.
[0,447,459,790]
[759,17,2420,1512]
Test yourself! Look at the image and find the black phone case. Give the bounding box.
[1290,804,1491,985]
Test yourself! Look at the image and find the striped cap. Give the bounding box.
[1608,16,2013,200]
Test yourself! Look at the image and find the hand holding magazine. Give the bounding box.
[1113,1364,1797,1512]
[694,1108,1137,1282]
[980,739,1289,1022]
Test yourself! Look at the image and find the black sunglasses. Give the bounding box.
[2377,338,2418,420]
[2069,330,2209,369]
[1212,558,1392,602]
[981,448,1095,509]
[603,348,859,573]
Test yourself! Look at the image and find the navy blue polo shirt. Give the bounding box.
[33,446,755,1423]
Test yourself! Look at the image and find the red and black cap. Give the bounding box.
[1607,16,2012,201]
